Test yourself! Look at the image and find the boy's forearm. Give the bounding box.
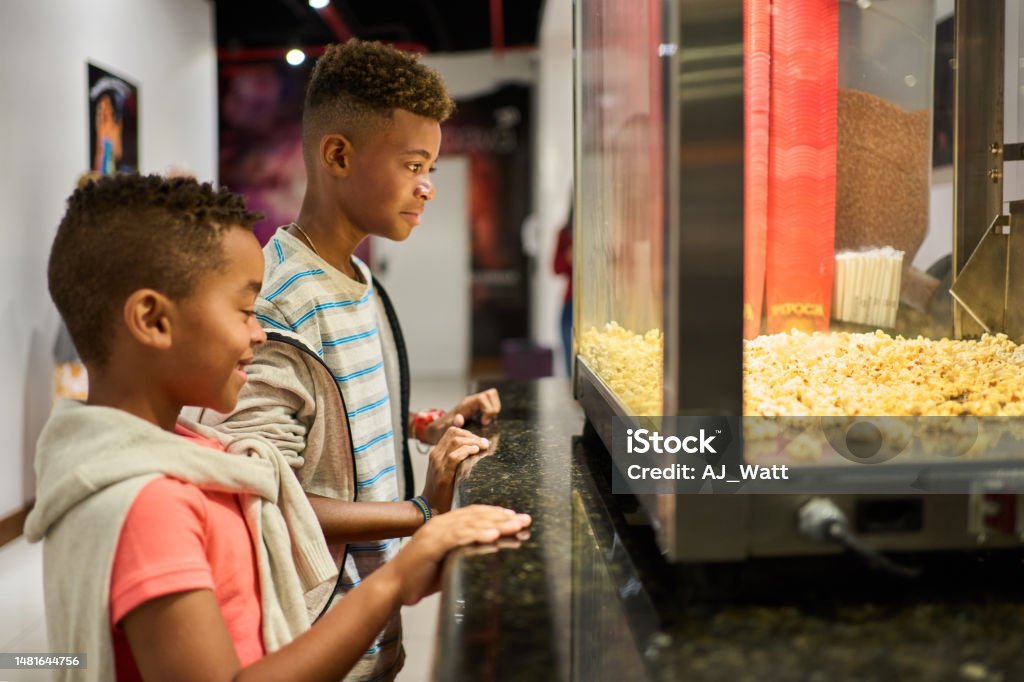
[237,565,403,682]
[307,494,426,542]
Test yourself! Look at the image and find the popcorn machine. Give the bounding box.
[573,0,1024,562]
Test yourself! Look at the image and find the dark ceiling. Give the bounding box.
[214,0,545,56]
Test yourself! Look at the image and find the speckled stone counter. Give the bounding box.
[433,379,1024,682]
[433,379,581,682]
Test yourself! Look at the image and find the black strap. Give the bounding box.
[373,276,415,500]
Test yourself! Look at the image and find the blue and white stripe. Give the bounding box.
[257,227,403,680]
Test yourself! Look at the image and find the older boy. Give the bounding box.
[199,40,503,680]
[25,174,530,681]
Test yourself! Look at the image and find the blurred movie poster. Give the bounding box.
[442,84,533,359]
[88,63,138,176]
[219,62,310,245]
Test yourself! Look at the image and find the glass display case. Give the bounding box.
[574,0,1024,561]
[574,0,666,417]
[575,0,743,423]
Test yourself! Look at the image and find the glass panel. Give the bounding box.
[833,0,936,332]
[744,0,945,419]
[576,0,666,415]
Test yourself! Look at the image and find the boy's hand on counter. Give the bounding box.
[422,389,502,444]
[389,505,532,606]
[421,427,491,513]
[454,388,501,425]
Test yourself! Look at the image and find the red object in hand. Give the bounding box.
[413,409,446,443]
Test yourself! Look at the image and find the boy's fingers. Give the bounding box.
[459,516,529,545]
[496,514,532,533]
[443,506,512,526]
[453,505,525,523]
[451,434,488,450]
[462,510,530,534]
[509,513,532,527]
[444,426,473,440]
[446,444,480,465]
[431,427,474,457]
[473,527,502,543]
[477,389,500,424]
[439,436,488,461]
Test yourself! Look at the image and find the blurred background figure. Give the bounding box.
[553,206,573,375]
[92,91,122,175]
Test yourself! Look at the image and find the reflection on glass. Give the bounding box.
[576,0,665,415]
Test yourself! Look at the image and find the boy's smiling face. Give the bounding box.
[339,108,442,241]
[166,227,267,413]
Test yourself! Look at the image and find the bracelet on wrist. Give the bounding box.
[413,408,446,442]
[410,495,433,524]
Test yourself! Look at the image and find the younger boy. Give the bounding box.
[25,174,530,681]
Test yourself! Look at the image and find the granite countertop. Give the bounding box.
[433,379,582,682]
[433,379,1024,682]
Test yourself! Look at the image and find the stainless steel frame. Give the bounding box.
[952,0,1005,339]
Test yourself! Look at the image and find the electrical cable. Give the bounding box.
[797,497,922,578]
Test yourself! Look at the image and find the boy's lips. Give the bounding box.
[236,357,253,377]
[401,211,422,226]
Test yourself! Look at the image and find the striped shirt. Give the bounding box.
[256,227,406,681]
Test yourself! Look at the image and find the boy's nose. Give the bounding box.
[250,318,267,345]
[415,178,435,201]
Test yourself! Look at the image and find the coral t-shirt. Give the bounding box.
[109,425,265,680]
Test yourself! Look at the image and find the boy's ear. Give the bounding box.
[122,289,175,351]
[321,133,353,177]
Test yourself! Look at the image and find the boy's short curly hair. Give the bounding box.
[302,39,454,156]
[48,174,261,367]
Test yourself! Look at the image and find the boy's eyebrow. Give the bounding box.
[403,149,434,160]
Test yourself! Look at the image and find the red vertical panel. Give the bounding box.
[764,0,837,333]
[744,0,771,339]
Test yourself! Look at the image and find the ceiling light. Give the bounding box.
[308,0,330,9]
[286,49,306,66]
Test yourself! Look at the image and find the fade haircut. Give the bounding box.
[302,39,454,163]
[48,174,261,367]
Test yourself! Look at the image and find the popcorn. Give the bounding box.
[581,324,1024,419]
[744,331,1024,417]
[785,432,822,461]
[579,322,664,414]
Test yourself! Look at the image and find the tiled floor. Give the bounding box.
[0,378,472,682]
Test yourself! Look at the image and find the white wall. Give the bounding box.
[423,49,535,100]
[0,0,217,519]
[372,158,471,379]
[530,0,574,371]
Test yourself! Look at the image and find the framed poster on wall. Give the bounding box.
[88,62,138,175]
